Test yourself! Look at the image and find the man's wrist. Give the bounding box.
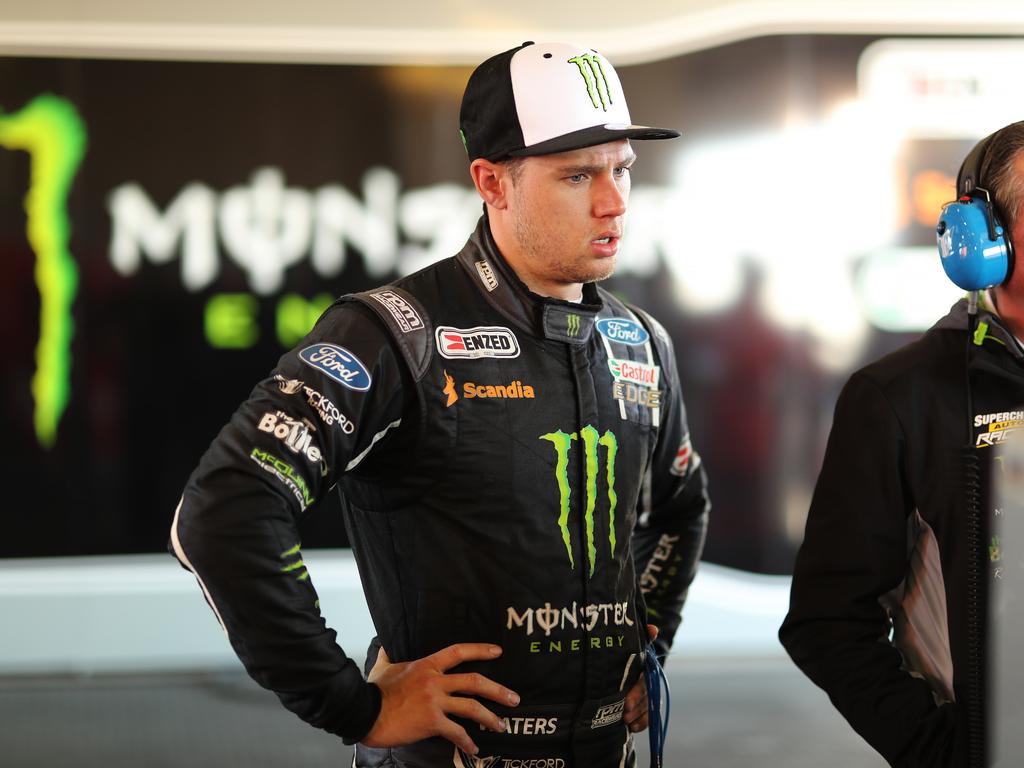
[341,681,383,745]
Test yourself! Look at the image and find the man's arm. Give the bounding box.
[630,313,710,659]
[171,302,406,741]
[778,372,960,766]
[171,302,515,752]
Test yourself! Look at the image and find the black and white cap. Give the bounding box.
[459,41,680,162]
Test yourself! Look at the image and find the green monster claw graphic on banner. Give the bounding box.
[0,94,87,449]
[567,54,613,111]
[540,425,618,576]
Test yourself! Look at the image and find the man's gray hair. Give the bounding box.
[981,120,1024,230]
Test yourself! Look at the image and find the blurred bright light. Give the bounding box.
[859,39,1024,140]
[856,247,963,332]
[667,99,902,369]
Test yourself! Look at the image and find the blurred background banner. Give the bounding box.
[1,36,1019,572]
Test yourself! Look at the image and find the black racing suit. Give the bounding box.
[780,297,1024,767]
[171,214,710,767]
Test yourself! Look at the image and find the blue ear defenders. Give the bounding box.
[936,131,1016,290]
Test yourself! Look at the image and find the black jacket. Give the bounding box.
[780,297,1024,767]
[171,215,709,765]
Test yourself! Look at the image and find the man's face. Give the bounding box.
[1008,152,1024,301]
[504,140,635,291]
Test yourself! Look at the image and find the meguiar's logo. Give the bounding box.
[566,313,581,338]
[1,94,87,448]
[567,53,613,111]
[540,425,618,577]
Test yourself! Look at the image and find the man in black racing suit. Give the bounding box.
[171,41,709,768]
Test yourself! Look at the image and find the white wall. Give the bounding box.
[0,552,788,674]
[0,0,1022,65]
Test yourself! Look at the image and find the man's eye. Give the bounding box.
[567,174,586,183]
[614,166,631,177]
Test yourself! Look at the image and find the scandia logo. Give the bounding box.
[436,326,520,359]
[441,370,535,407]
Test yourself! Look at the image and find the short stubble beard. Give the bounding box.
[509,199,618,289]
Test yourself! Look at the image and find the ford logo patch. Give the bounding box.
[596,318,649,346]
[299,344,372,391]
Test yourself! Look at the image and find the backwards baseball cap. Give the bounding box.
[459,41,680,162]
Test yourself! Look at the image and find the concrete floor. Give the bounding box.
[0,657,886,767]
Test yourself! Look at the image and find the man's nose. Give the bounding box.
[593,174,627,218]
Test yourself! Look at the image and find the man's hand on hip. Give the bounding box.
[362,643,520,756]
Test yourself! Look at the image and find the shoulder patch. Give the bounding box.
[368,290,424,333]
[345,286,433,381]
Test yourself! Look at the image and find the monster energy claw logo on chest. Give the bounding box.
[540,425,618,577]
[568,53,614,111]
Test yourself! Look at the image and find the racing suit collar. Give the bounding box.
[456,210,603,344]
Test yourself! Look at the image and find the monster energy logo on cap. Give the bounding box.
[568,53,614,111]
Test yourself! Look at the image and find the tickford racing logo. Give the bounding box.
[299,343,372,391]
[436,326,520,359]
[457,753,566,768]
[274,375,356,435]
[975,410,1024,448]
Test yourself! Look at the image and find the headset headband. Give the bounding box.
[958,129,999,198]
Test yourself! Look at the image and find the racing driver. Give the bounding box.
[171,41,710,768]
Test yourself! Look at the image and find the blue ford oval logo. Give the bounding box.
[596,318,649,346]
[299,344,372,391]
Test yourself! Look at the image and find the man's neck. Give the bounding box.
[992,285,1024,340]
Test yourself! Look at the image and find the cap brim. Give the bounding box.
[507,124,680,158]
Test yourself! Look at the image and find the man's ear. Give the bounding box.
[470,158,510,210]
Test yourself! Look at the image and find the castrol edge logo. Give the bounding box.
[435,326,520,359]
[607,358,659,388]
